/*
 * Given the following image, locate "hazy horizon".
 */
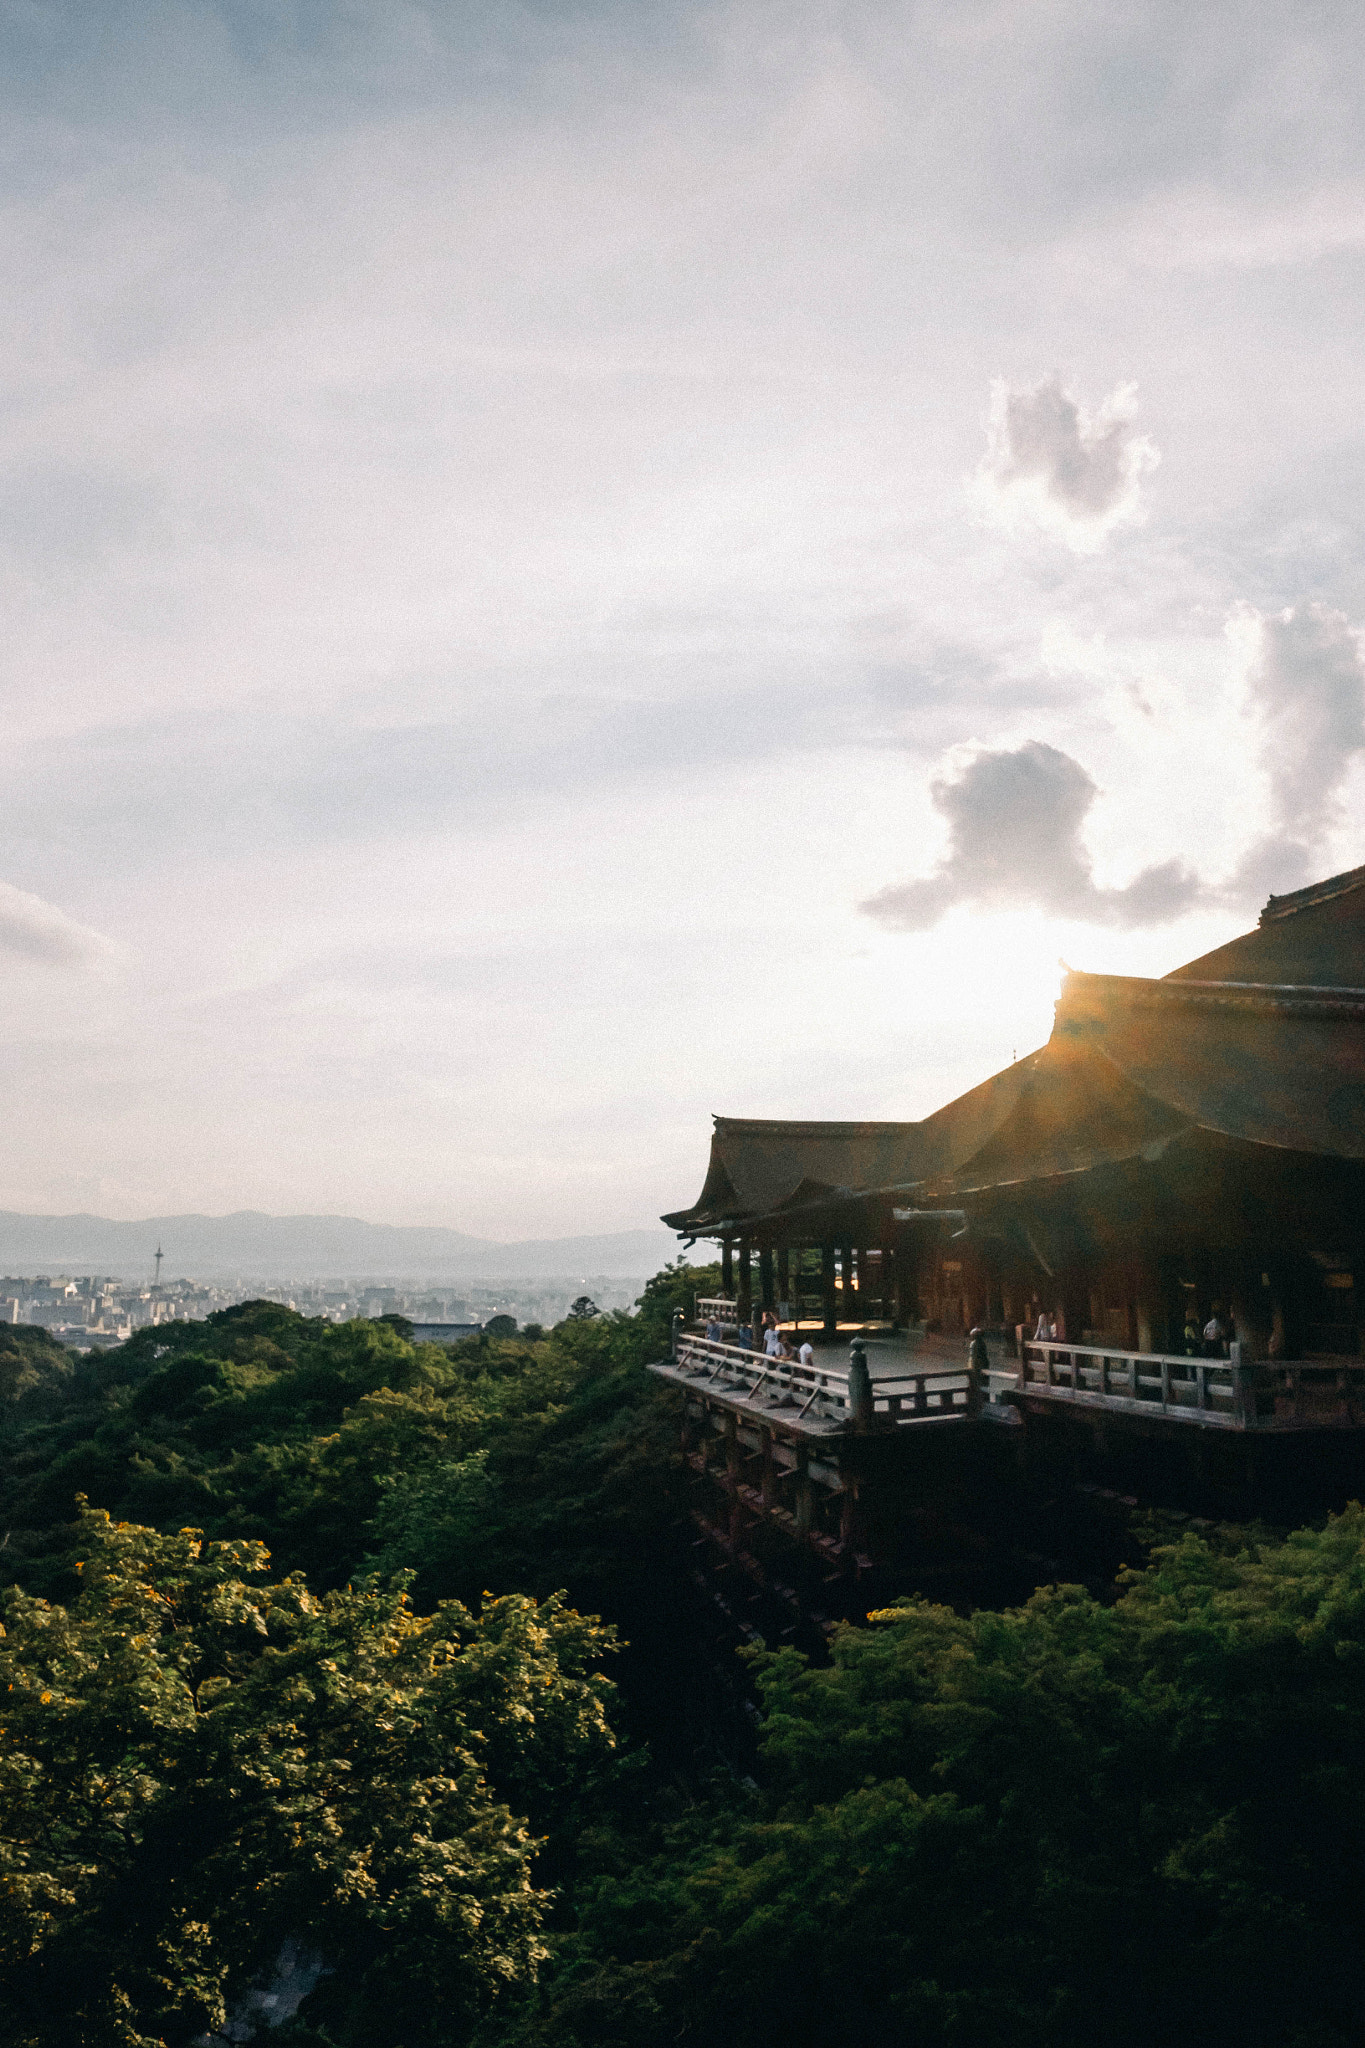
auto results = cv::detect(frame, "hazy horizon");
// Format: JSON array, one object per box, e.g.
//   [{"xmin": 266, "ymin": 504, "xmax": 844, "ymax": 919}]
[
  {"xmin": 3, "ymin": 2, "xmax": 1364, "ymax": 1234},
  {"xmin": 0, "ymin": 1207, "xmax": 681, "ymax": 1282}
]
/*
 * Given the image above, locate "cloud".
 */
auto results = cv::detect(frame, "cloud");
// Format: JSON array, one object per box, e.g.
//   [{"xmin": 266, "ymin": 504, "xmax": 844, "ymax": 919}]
[
  {"xmin": 0, "ymin": 882, "xmax": 114, "ymax": 967},
  {"xmin": 861, "ymin": 740, "xmax": 1202, "ymax": 932},
  {"xmin": 1218, "ymin": 602, "xmax": 1365, "ymax": 905},
  {"xmin": 1251, "ymin": 601, "xmax": 1365, "ymax": 828},
  {"xmin": 972, "ymin": 377, "xmax": 1159, "ymax": 552}
]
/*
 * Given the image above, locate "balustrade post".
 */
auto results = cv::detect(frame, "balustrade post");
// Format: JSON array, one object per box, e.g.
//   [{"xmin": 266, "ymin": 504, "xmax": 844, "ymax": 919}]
[
  {"xmin": 848, "ymin": 1339, "xmax": 874, "ymax": 1431},
  {"xmin": 967, "ymin": 1329, "xmax": 988, "ymax": 1415}
]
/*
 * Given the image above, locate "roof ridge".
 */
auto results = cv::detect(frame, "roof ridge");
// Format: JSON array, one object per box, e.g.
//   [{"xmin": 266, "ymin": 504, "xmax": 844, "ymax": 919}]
[
  {"xmin": 712, "ymin": 1115, "xmax": 922, "ymax": 1135},
  {"xmin": 1259, "ymin": 861, "xmax": 1365, "ymax": 924},
  {"xmin": 1061, "ymin": 971, "xmax": 1365, "ymax": 1016}
]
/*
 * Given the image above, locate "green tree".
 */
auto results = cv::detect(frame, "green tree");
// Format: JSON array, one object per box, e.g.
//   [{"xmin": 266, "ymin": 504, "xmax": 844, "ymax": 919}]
[
  {"xmin": 536, "ymin": 1512, "xmax": 1365, "ymax": 2048},
  {"xmin": 0, "ymin": 1325, "xmax": 74, "ymax": 1410},
  {"xmin": 0, "ymin": 1506, "xmax": 617, "ymax": 2048}
]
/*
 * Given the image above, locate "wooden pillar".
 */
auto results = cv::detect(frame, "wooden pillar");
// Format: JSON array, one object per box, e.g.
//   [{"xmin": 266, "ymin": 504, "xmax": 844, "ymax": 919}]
[
  {"xmin": 725, "ymin": 1412, "xmax": 741, "ymax": 1543},
  {"xmin": 881, "ymin": 1243, "xmax": 897, "ymax": 1326},
  {"xmin": 759, "ymin": 1245, "xmax": 775, "ymax": 1313},
  {"xmin": 736, "ymin": 1238, "xmax": 752, "ymax": 1319},
  {"xmin": 777, "ymin": 1246, "xmax": 790, "ymax": 1313},
  {"xmin": 854, "ymin": 1247, "xmax": 867, "ymax": 1314},
  {"xmin": 822, "ymin": 1243, "xmax": 838, "ymax": 1338},
  {"xmin": 840, "ymin": 1245, "xmax": 854, "ymax": 1322},
  {"xmin": 795, "ymin": 1444, "xmax": 812, "ymax": 1536},
  {"xmin": 839, "ymin": 1476, "xmax": 858, "ymax": 1551},
  {"xmin": 761, "ymin": 1427, "xmax": 775, "ymax": 1510},
  {"xmin": 893, "ymin": 1240, "xmax": 913, "ymax": 1328},
  {"xmin": 721, "ymin": 1238, "xmax": 733, "ymax": 1295}
]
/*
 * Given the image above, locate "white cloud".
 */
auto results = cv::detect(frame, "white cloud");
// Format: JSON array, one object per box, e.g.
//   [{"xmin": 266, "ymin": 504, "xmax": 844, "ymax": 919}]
[
  {"xmin": 861, "ymin": 741, "xmax": 1202, "ymax": 933},
  {"xmin": 0, "ymin": 881, "xmax": 114, "ymax": 967},
  {"xmin": 1215, "ymin": 601, "xmax": 1365, "ymax": 905},
  {"xmin": 1250, "ymin": 601, "xmax": 1365, "ymax": 831},
  {"xmin": 971, "ymin": 377, "xmax": 1160, "ymax": 554}
]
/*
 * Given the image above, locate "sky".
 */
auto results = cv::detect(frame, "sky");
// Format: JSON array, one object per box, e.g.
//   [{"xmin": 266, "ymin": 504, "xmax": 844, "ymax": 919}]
[{"xmin": 3, "ymin": 0, "xmax": 1365, "ymax": 1237}]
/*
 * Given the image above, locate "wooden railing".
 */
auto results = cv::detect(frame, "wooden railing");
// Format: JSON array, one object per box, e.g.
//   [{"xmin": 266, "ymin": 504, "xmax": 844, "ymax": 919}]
[
  {"xmin": 1258, "ymin": 1358, "xmax": 1365, "ymax": 1426},
  {"xmin": 1009, "ymin": 1339, "xmax": 1365, "ymax": 1429},
  {"xmin": 696, "ymin": 1296, "xmax": 739, "ymax": 1325},
  {"xmin": 672, "ymin": 1330, "xmax": 977, "ymax": 1424}
]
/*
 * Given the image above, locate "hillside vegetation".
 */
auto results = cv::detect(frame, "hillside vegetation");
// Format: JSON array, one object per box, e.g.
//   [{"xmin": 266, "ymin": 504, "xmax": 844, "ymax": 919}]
[{"xmin": 2, "ymin": 1270, "xmax": 1365, "ymax": 2048}]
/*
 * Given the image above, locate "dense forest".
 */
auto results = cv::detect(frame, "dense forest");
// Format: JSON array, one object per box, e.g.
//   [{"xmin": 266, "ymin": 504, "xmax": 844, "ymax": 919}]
[{"xmin": 3, "ymin": 1272, "xmax": 1365, "ymax": 2048}]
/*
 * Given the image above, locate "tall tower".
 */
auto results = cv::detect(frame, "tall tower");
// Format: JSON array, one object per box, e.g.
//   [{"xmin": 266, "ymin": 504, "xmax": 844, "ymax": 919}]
[{"xmin": 153, "ymin": 1245, "xmax": 164, "ymax": 1290}]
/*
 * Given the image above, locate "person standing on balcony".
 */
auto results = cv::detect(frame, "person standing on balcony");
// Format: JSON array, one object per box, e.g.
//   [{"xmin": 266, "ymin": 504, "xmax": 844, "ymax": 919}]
[
  {"xmin": 763, "ymin": 1322, "xmax": 783, "ymax": 1357},
  {"xmin": 1203, "ymin": 1305, "xmax": 1227, "ymax": 1358}
]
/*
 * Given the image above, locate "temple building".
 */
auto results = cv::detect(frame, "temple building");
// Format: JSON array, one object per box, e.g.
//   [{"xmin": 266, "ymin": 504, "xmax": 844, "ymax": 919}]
[{"xmin": 663, "ymin": 864, "xmax": 1365, "ymax": 1369}]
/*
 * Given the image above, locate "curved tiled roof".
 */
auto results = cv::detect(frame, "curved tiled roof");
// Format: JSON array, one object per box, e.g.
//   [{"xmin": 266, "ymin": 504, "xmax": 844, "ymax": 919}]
[{"xmin": 662, "ymin": 863, "xmax": 1365, "ymax": 1236}]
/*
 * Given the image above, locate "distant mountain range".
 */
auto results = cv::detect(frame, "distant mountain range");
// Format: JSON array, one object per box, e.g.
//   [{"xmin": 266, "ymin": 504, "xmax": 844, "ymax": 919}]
[{"xmin": 0, "ymin": 1211, "xmax": 682, "ymax": 1281}]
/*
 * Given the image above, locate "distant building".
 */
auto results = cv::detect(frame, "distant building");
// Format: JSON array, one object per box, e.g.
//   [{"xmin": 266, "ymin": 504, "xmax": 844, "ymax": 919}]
[{"xmin": 407, "ymin": 1320, "xmax": 483, "ymax": 1343}]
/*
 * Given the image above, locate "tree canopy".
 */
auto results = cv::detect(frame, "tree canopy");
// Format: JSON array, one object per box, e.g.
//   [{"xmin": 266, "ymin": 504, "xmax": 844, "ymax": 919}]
[
  {"xmin": 0, "ymin": 1507, "xmax": 615, "ymax": 2048},
  {"xmin": 2, "ymin": 1260, "xmax": 1363, "ymax": 2048}
]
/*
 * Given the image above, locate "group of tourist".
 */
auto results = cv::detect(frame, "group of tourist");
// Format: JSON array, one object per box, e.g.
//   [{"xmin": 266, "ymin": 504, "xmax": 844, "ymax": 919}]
[
  {"xmin": 1184, "ymin": 1302, "xmax": 1238, "ymax": 1358},
  {"xmin": 703, "ymin": 1307, "xmax": 815, "ymax": 1371},
  {"xmin": 1030, "ymin": 1301, "xmax": 1240, "ymax": 1358}
]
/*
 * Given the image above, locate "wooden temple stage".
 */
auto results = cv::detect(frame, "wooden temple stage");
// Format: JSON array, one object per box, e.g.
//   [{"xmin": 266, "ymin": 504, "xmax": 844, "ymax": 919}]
[{"xmin": 648, "ymin": 1320, "xmax": 1365, "ymax": 1596}]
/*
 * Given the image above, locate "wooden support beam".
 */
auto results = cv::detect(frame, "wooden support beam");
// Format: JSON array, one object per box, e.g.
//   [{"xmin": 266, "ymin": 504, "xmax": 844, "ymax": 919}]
[
  {"xmin": 721, "ymin": 1238, "xmax": 733, "ymax": 1295},
  {"xmin": 839, "ymin": 1478, "xmax": 858, "ymax": 1550},
  {"xmin": 795, "ymin": 1444, "xmax": 812, "ymax": 1537},
  {"xmin": 759, "ymin": 1245, "xmax": 775, "ymax": 1313},
  {"xmin": 736, "ymin": 1237, "xmax": 752, "ymax": 1320},
  {"xmin": 725, "ymin": 1412, "xmax": 741, "ymax": 1544}
]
